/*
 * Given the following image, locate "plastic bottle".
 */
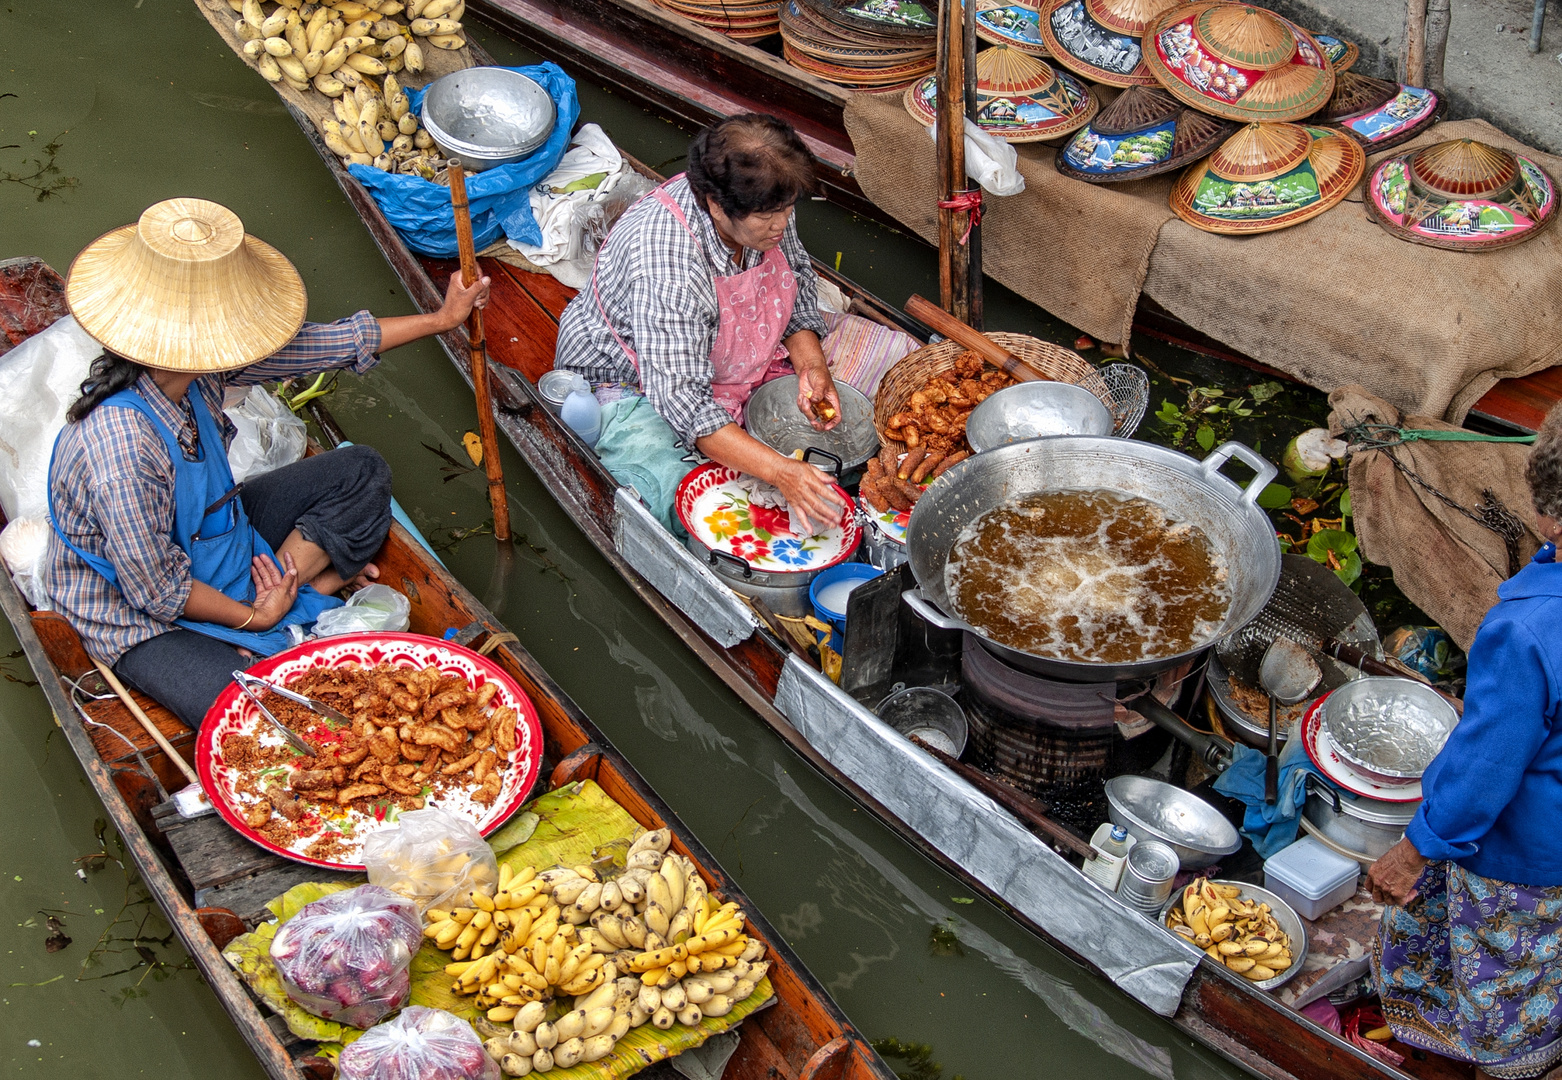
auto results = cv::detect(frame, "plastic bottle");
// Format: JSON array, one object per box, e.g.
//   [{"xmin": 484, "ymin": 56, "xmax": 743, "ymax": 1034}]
[
  {"xmin": 1084, "ymin": 824, "xmax": 1132, "ymax": 892},
  {"xmin": 560, "ymin": 389, "xmax": 602, "ymax": 448}
]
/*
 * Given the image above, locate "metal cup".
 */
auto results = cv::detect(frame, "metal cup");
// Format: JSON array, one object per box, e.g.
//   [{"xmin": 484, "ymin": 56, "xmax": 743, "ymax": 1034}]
[{"xmin": 1116, "ymin": 839, "xmax": 1180, "ymax": 914}]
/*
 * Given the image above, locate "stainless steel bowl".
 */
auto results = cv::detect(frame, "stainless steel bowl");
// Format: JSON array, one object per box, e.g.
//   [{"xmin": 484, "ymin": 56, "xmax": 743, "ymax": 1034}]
[
  {"xmin": 1322, "ymin": 676, "xmax": 1458, "ymax": 782},
  {"xmin": 745, "ymin": 375, "xmax": 879, "ymax": 473},
  {"xmin": 1105, "ymin": 775, "xmax": 1242, "ymax": 868},
  {"xmin": 966, "ymin": 381, "xmax": 1115, "ymax": 454},
  {"xmin": 420, "ymin": 67, "xmax": 556, "ymax": 171},
  {"xmin": 1160, "ymin": 881, "xmax": 1309, "ymax": 991}
]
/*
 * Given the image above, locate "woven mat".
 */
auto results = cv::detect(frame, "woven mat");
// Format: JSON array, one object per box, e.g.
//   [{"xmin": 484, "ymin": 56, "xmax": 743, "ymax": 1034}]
[
  {"xmin": 1327, "ymin": 385, "xmax": 1544, "ymax": 649},
  {"xmin": 845, "ymin": 91, "xmax": 1562, "ymax": 423},
  {"xmin": 843, "ymin": 89, "xmax": 1173, "ymax": 350}
]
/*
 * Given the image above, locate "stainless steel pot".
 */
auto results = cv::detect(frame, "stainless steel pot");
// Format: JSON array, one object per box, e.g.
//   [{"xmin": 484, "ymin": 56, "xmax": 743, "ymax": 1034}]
[
  {"xmin": 1303, "ymin": 776, "xmax": 1416, "ymax": 862},
  {"xmin": 686, "ymin": 542, "xmax": 819, "ymax": 617},
  {"xmin": 746, "ymin": 375, "xmax": 879, "ymax": 472},
  {"xmin": 420, "ymin": 67, "xmax": 557, "ymax": 171},
  {"xmin": 901, "ymin": 437, "xmax": 1282, "ymax": 681}
]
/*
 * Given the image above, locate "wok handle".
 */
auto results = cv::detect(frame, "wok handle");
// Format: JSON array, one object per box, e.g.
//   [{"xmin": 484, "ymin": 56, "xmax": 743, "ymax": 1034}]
[
  {"xmin": 708, "ymin": 549, "xmax": 754, "ymax": 579},
  {"xmin": 902, "ymin": 589, "xmax": 969, "ymax": 632},
  {"xmin": 1201, "ymin": 442, "xmax": 1279, "ymax": 505},
  {"xmin": 802, "ymin": 446, "xmax": 843, "ymax": 481}
]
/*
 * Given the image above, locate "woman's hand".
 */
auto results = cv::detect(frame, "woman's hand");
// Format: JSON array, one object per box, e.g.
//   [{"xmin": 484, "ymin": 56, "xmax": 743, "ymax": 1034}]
[
  {"xmin": 248, "ymin": 551, "xmax": 300, "ymax": 632},
  {"xmin": 438, "ymin": 270, "xmax": 491, "ymax": 331},
  {"xmin": 1368, "ymin": 837, "xmax": 1430, "ymax": 907},
  {"xmin": 771, "ymin": 457, "xmax": 846, "ymax": 536},
  {"xmin": 796, "ymin": 361, "xmax": 842, "ymax": 432}
]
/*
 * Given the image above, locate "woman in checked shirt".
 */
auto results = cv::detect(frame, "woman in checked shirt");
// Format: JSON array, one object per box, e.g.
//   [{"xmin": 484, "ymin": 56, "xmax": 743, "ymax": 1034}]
[{"xmin": 46, "ymin": 198, "xmax": 489, "ymax": 729}]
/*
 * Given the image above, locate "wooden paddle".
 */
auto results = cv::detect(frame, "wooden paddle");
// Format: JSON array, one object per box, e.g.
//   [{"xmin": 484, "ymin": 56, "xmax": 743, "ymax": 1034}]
[
  {"xmin": 904, "ymin": 294, "xmax": 1043, "ymax": 384},
  {"xmin": 93, "ymin": 660, "xmax": 199, "ymax": 786},
  {"xmin": 447, "ymin": 163, "xmax": 512, "ymax": 543}
]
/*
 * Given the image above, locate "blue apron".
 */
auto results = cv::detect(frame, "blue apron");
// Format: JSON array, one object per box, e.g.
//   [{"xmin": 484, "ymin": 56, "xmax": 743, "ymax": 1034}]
[{"xmin": 49, "ymin": 385, "xmax": 341, "ymax": 656}]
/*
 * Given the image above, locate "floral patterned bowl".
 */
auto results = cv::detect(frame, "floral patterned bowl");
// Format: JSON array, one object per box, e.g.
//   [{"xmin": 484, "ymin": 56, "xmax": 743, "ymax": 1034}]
[{"xmin": 676, "ymin": 463, "xmax": 861, "ymax": 583}]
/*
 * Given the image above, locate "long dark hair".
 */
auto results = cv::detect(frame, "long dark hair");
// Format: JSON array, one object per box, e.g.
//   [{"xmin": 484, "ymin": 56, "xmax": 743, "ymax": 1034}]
[
  {"xmin": 685, "ymin": 114, "xmax": 815, "ymax": 220},
  {"xmin": 67, "ymin": 351, "xmax": 144, "ymax": 423}
]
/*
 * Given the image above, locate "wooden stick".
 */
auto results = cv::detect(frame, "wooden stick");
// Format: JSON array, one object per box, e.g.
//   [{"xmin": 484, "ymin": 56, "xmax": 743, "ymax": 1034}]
[
  {"xmin": 908, "ymin": 734, "xmax": 1096, "ymax": 860},
  {"xmin": 962, "ymin": 0, "xmax": 983, "ymax": 331},
  {"xmin": 1424, "ymin": 0, "xmax": 1450, "ymax": 88},
  {"xmin": 1402, "ymin": 0, "xmax": 1428, "ymax": 88},
  {"xmin": 934, "ymin": 0, "xmax": 975, "ymax": 325},
  {"xmin": 447, "ymin": 163, "xmax": 512, "ymax": 543},
  {"xmin": 93, "ymin": 660, "xmax": 199, "ymax": 786},
  {"xmin": 904, "ymin": 294, "xmax": 1042, "ymax": 383}
]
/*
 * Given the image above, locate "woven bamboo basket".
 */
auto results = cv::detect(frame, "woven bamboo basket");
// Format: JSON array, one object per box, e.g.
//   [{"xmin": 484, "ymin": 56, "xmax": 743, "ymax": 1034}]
[{"xmin": 872, "ymin": 333, "xmax": 1125, "ymax": 456}]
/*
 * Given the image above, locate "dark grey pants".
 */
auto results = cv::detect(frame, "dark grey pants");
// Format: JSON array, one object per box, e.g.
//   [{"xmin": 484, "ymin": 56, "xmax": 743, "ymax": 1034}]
[{"xmin": 113, "ymin": 446, "xmax": 392, "ymax": 730}]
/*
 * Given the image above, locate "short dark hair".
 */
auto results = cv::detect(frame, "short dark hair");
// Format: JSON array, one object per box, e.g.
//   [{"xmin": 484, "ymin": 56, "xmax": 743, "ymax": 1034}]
[
  {"xmin": 1526, "ymin": 403, "xmax": 1562, "ymax": 520},
  {"xmin": 686, "ymin": 114, "xmax": 815, "ymax": 220}
]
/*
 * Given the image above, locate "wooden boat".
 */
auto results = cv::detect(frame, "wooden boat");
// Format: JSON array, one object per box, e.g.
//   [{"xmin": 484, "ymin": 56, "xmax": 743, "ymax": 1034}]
[
  {"xmin": 0, "ymin": 256, "xmax": 889, "ymax": 1080},
  {"xmin": 194, "ymin": 18, "xmax": 1491, "ymax": 1080},
  {"xmin": 455, "ymin": 0, "xmax": 1561, "ymax": 432}
]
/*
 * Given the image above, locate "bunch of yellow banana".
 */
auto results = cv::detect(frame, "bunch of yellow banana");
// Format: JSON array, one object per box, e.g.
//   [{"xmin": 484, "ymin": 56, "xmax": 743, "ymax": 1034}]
[
  {"xmin": 481, "ymin": 976, "xmax": 642, "ymax": 1076},
  {"xmin": 407, "ymin": 0, "xmax": 468, "ymax": 50},
  {"xmin": 314, "ymin": 74, "xmax": 442, "ymax": 173},
  {"xmin": 1166, "ymin": 878, "xmax": 1293, "ymax": 982}
]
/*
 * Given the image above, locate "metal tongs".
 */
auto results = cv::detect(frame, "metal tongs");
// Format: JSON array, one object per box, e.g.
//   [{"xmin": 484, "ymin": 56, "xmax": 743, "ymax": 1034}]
[{"xmin": 232, "ymin": 671, "xmax": 317, "ymax": 757}]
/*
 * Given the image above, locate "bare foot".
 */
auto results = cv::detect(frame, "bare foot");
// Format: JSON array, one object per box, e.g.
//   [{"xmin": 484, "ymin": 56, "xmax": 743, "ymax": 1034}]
[{"xmin": 306, "ymin": 562, "xmax": 379, "ymax": 597}]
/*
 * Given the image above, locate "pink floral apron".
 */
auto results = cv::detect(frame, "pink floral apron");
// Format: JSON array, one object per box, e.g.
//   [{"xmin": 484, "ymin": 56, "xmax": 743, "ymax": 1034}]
[{"xmin": 593, "ymin": 177, "xmax": 797, "ymax": 426}]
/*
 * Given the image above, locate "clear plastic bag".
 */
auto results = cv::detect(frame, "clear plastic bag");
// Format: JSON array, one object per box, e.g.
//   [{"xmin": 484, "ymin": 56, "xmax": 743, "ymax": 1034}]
[
  {"xmin": 0, "ymin": 517, "xmax": 52, "ymax": 609},
  {"xmin": 0, "ymin": 314, "xmax": 100, "ymax": 523},
  {"xmin": 224, "ymin": 385, "xmax": 307, "ymax": 482},
  {"xmin": 580, "ymin": 170, "xmax": 657, "ymax": 260},
  {"xmin": 312, "ymin": 584, "xmax": 412, "ymax": 636},
  {"xmin": 268, "ymin": 884, "xmax": 423, "ymax": 1028},
  {"xmin": 362, "ymin": 807, "xmax": 499, "ymax": 914},
  {"xmin": 336, "ymin": 1006, "xmax": 500, "ymax": 1080}
]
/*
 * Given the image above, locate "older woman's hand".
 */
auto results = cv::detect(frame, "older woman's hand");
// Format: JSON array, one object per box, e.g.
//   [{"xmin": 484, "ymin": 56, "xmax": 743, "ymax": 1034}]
[
  {"xmin": 1368, "ymin": 837, "xmax": 1430, "ymax": 907},
  {"xmin": 772, "ymin": 457, "xmax": 846, "ymax": 536},
  {"xmin": 796, "ymin": 363, "xmax": 842, "ymax": 432}
]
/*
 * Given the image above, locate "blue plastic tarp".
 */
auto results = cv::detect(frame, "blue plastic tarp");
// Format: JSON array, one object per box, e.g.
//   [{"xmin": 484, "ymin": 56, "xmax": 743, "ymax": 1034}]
[{"xmin": 347, "ymin": 63, "xmax": 580, "ymax": 258}]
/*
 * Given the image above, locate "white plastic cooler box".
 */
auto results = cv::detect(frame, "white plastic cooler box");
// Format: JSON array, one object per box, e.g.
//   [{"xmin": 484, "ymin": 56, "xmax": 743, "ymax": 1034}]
[{"xmin": 1263, "ymin": 836, "xmax": 1361, "ymax": 920}]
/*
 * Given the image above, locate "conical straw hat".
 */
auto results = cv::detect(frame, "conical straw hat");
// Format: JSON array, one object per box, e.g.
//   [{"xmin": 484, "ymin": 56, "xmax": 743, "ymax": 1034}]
[
  {"xmin": 1169, "ymin": 123, "xmax": 1363, "ymax": 234},
  {"xmin": 1144, "ymin": 2, "xmax": 1334, "ymax": 122},
  {"xmin": 1364, "ymin": 138, "xmax": 1559, "ymax": 251},
  {"xmin": 1037, "ymin": 0, "xmax": 1178, "ymax": 87},
  {"xmin": 1056, "ymin": 84, "xmax": 1235, "ymax": 182},
  {"xmin": 66, "ymin": 198, "xmax": 307, "ymax": 373},
  {"xmin": 904, "ymin": 44, "xmax": 1098, "ymax": 141}
]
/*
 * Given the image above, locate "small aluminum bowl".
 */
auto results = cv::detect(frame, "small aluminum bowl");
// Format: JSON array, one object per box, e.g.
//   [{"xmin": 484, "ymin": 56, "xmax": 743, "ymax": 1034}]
[
  {"xmin": 875, "ymin": 686, "xmax": 968, "ymax": 758},
  {"xmin": 420, "ymin": 67, "xmax": 557, "ymax": 172},
  {"xmin": 746, "ymin": 375, "xmax": 879, "ymax": 473},
  {"xmin": 1322, "ymin": 676, "xmax": 1458, "ymax": 783},
  {"xmin": 966, "ymin": 381, "xmax": 1115, "ymax": 454},
  {"xmin": 1105, "ymin": 775, "xmax": 1242, "ymax": 869},
  {"xmin": 1160, "ymin": 881, "xmax": 1309, "ymax": 991}
]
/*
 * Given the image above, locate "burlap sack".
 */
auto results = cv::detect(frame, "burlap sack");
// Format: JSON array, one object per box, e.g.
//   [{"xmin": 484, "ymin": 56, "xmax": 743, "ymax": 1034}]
[
  {"xmin": 843, "ymin": 89, "xmax": 1175, "ymax": 350},
  {"xmin": 1327, "ymin": 385, "xmax": 1544, "ymax": 650},
  {"xmin": 1148, "ymin": 121, "xmax": 1562, "ymax": 424}
]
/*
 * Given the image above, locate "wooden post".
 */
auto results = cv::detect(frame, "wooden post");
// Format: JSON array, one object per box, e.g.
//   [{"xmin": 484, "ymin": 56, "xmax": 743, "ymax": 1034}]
[
  {"xmin": 963, "ymin": 0, "xmax": 983, "ymax": 330},
  {"xmin": 447, "ymin": 163, "xmax": 512, "ymax": 543},
  {"xmin": 1425, "ymin": 0, "xmax": 1450, "ymax": 90},
  {"xmin": 1402, "ymin": 0, "xmax": 1428, "ymax": 88},
  {"xmin": 935, "ymin": 0, "xmax": 975, "ymax": 325}
]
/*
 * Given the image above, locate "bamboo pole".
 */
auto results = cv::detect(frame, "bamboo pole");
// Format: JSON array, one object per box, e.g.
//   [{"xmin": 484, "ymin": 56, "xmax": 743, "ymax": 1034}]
[
  {"xmin": 962, "ymin": 0, "xmax": 983, "ymax": 330},
  {"xmin": 1425, "ymin": 0, "xmax": 1450, "ymax": 89},
  {"xmin": 93, "ymin": 660, "xmax": 199, "ymax": 786},
  {"xmin": 1402, "ymin": 0, "xmax": 1428, "ymax": 88},
  {"xmin": 934, "ymin": 0, "xmax": 976, "ymax": 325},
  {"xmin": 447, "ymin": 163, "xmax": 512, "ymax": 543}
]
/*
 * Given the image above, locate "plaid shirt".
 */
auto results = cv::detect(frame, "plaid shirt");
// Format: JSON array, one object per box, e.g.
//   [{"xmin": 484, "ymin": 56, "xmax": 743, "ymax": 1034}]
[
  {"xmin": 555, "ymin": 175, "xmax": 828, "ymax": 447},
  {"xmin": 45, "ymin": 312, "xmax": 382, "ymax": 665}
]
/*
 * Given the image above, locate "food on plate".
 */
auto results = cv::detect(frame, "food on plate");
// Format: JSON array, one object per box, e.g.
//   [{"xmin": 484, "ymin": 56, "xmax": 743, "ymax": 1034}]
[
  {"xmin": 269, "ymin": 884, "xmax": 423, "ymax": 1027},
  {"xmin": 1165, "ymin": 878, "xmax": 1294, "ymax": 981},
  {"xmin": 220, "ymin": 660, "xmax": 519, "ymax": 864},
  {"xmin": 336, "ymin": 1005, "xmax": 500, "ymax": 1080}
]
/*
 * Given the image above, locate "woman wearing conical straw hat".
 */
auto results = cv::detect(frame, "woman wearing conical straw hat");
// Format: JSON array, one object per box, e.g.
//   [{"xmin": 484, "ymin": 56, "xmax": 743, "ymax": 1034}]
[{"xmin": 45, "ymin": 197, "xmax": 489, "ymax": 729}]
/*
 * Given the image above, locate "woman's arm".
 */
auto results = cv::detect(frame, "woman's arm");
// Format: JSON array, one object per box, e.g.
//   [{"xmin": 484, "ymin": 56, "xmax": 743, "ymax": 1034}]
[
  {"xmin": 377, "ymin": 272, "xmax": 490, "ymax": 351},
  {"xmin": 696, "ymin": 424, "xmax": 845, "ymax": 535}
]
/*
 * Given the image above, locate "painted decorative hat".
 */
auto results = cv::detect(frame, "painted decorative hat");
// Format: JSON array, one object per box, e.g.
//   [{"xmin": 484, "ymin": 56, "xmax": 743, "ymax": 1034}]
[
  {"xmin": 974, "ymin": 0, "xmax": 1051, "ymax": 56},
  {"xmin": 1144, "ymin": 3, "xmax": 1335, "ymax": 123},
  {"xmin": 1315, "ymin": 72, "xmax": 1445, "ymax": 152},
  {"xmin": 1036, "ymin": 0, "xmax": 1179, "ymax": 87},
  {"xmin": 797, "ymin": 0, "xmax": 937, "ymax": 39},
  {"xmin": 904, "ymin": 44, "xmax": 1099, "ymax": 142},
  {"xmin": 1365, "ymin": 138, "xmax": 1558, "ymax": 251},
  {"xmin": 1057, "ymin": 84, "xmax": 1236, "ymax": 181},
  {"xmin": 1169, "ymin": 121, "xmax": 1364, "ymax": 234},
  {"xmin": 1311, "ymin": 32, "xmax": 1358, "ymax": 72}
]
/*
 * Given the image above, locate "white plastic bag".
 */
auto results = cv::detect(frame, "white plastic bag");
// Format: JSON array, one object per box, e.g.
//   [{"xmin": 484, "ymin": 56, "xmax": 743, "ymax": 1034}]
[
  {"xmin": 0, "ymin": 517, "xmax": 52, "ymax": 608},
  {"xmin": 224, "ymin": 385, "xmax": 307, "ymax": 482},
  {"xmin": 0, "ymin": 315, "xmax": 101, "ymax": 523},
  {"xmin": 312, "ymin": 584, "xmax": 411, "ymax": 636},
  {"xmin": 362, "ymin": 806, "xmax": 499, "ymax": 914},
  {"xmin": 926, "ymin": 117, "xmax": 1026, "ymax": 196},
  {"xmin": 336, "ymin": 1006, "xmax": 499, "ymax": 1080},
  {"xmin": 509, "ymin": 123, "xmax": 630, "ymax": 288},
  {"xmin": 268, "ymin": 884, "xmax": 423, "ymax": 1028}
]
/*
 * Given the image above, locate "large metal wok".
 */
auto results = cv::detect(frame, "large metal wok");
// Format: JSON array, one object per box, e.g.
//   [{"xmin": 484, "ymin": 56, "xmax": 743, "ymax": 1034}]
[{"xmin": 902, "ymin": 437, "xmax": 1282, "ymax": 682}]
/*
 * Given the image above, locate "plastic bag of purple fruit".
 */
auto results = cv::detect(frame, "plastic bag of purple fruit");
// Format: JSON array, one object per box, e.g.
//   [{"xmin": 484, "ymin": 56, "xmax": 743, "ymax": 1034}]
[
  {"xmin": 268, "ymin": 884, "xmax": 423, "ymax": 1028},
  {"xmin": 337, "ymin": 1006, "xmax": 500, "ymax": 1080}
]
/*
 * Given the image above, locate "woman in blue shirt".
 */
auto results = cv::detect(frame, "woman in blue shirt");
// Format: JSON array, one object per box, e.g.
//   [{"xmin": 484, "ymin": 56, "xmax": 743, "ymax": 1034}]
[{"xmin": 1370, "ymin": 405, "xmax": 1562, "ymax": 1079}]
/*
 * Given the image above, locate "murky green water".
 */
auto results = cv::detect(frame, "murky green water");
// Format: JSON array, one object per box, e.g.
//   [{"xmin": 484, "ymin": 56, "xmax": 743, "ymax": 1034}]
[{"xmin": 0, "ymin": 3, "xmax": 1350, "ymax": 1078}]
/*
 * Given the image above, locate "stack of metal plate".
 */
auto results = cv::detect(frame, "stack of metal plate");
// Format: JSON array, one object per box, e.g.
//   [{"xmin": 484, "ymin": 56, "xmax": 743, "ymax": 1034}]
[{"xmin": 780, "ymin": 0, "xmax": 937, "ymax": 89}]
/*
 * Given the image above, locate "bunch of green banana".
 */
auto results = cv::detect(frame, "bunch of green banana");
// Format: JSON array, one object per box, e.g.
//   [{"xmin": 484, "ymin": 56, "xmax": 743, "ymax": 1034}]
[{"xmin": 1165, "ymin": 878, "xmax": 1293, "ymax": 981}]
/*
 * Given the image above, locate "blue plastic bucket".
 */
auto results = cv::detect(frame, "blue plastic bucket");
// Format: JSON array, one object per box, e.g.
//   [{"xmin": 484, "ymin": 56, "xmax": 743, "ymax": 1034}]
[{"xmin": 808, "ymin": 563, "xmax": 883, "ymax": 652}]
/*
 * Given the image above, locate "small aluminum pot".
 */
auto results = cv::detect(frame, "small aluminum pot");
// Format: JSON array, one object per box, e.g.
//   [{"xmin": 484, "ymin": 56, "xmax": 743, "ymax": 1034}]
[{"xmin": 1303, "ymin": 776, "xmax": 1416, "ymax": 862}]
